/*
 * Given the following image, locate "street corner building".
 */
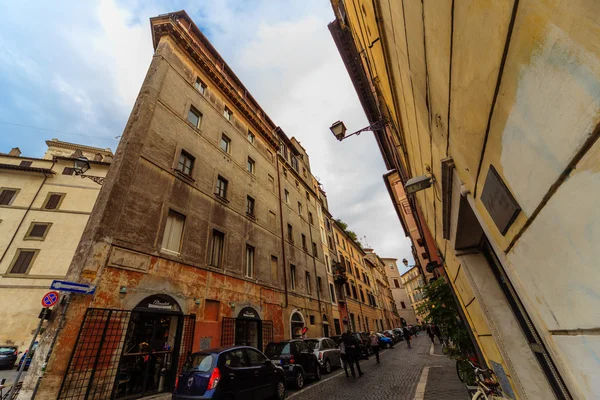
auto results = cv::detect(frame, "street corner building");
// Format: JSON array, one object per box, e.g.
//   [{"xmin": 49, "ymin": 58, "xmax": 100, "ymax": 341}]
[
  {"xmin": 328, "ymin": 0, "xmax": 600, "ymax": 399},
  {"xmin": 18, "ymin": 10, "xmax": 399, "ymax": 400},
  {"xmin": 0, "ymin": 140, "xmax": 113, "ymax": 350}
]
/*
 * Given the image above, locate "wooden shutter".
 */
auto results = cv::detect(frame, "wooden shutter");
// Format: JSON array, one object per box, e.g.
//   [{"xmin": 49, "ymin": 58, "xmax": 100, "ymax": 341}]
[
  {"xmin": 44, "ymin": 194, "xmax": 62, "ymax": 210},
  {"xmin": 0, "ymin": 189, "xmax": 16, "ymax": 205},
  {"xmin": 11, "ymin": 251, "xmax": 35, "ymax": 274},
  {"xmin": 162, "ymin": 210, "xmax": 185, "ymax": 253}
]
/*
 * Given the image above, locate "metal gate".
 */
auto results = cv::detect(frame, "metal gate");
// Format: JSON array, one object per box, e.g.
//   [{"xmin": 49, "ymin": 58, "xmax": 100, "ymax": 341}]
[
  {"xmin": 58, "ymin": 309, "xmax": 195, "ymax": 400},
  {"xmin": 221, "ymin": 318, "xmax": 273, "ymax": 352},
  {"xmin": 261, "ymin": 320, "xmax": 273, "ymax": 350},
  {"xmin": 221, "ymin": 317, "xmax": 235, "ymax": 347},
  {"xmin": 58, "ymin": 309, "xmax": 132, "ymax": 400}
]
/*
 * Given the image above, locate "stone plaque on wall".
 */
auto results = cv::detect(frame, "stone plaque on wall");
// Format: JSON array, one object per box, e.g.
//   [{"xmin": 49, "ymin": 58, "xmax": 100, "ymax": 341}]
[
  {"xmin": 108, "ymin": 247, "xmax": 151, "ymax": 273},
  {"xmin": 480, "ymin": 165, "xmax": 521, "ymax": 235}
]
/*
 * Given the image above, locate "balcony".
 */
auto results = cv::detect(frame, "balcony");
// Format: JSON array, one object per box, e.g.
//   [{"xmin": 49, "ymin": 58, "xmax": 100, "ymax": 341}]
[{"xmin": 333, "ymin": 263, "xmax": 348, "ymax": 284}]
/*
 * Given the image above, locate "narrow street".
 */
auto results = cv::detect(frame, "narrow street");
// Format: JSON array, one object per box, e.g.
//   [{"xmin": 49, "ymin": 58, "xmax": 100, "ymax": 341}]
[{"xmin": 288, "ymin": 336, "xmax": 468, "ymax": 400}]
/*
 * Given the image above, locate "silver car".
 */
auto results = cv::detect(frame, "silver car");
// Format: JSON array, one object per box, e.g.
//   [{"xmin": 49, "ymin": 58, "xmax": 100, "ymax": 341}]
[{"xmin": 305, "ymin": 337, "xmax": 341, "ymax": 374}]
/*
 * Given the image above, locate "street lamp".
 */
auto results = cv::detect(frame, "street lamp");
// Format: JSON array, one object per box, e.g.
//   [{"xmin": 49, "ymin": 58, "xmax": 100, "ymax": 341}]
[
  {"xmin": 402, "ymin": 258, "xmax": 408, "ymax": 267},
  {"xmin": 329, "ymin": 119, "xmax": 386, "ymax": 141},
  {"xmin": 73, "ymin": 157, "xmax": 105, "ymax": 185}
]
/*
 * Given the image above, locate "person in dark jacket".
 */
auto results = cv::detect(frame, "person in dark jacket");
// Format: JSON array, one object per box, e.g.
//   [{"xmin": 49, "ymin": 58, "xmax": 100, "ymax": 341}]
[
  {"xmin": 432, "ymin": 324, "xmax": 443, "ymax": 344},
  {"xmin": 402, "ymin": 327, "xmax": 412, "ymax": 348},
  {"xmin": 342, "ymin": 330, "xmax": 364, "ymax": 378},
  {"xmin": 426, "ymin": 324, "xmax": 435, "ymax": 344}
]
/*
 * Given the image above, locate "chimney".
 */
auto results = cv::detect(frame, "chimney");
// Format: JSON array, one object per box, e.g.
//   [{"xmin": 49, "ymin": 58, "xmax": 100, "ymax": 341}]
[{"xmin": 8, "ymin": 147, "xmax": 21, "ymax": 156}]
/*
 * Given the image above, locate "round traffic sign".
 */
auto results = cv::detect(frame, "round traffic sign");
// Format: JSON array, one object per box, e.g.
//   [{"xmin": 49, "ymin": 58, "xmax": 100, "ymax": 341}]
[
  {"xmin": 42, "ymin": 291, "xmax": 59, "ymax": 308},
  {"xmin": 301, "ymin": 326, "xmax": 308, "ymax": 335}
]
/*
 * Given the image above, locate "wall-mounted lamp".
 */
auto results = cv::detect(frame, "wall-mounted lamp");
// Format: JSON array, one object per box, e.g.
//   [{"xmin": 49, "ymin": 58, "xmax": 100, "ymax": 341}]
[
  {"xmin": 329, "ymin": 119, "xmax": 386, "ymax": 141},
  {"xmin": 119, "ymin": 286, "xmax": 127, "ymax": 294},
  {"xmin": 73, "ymin": 156, "xmax": 105, "ymax": 185},
  {"xmin": 404, "ymin": 175, "xmax": 433, "ymax": 194},
  {"xmin": 194, "ymin": 298, "xmax": 201, "ymax": 305},
  {"xmin": 402, "ymin": 258, "xmax": 409, "ymax": 267}
]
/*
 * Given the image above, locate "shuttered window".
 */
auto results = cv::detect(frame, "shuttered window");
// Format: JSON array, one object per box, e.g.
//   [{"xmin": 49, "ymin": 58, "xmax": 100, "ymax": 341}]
[
  {"xmin": 210, "ymin": 230, "xmax": 225, "ymax": 267},
  {"xmin": 0, "ymin": 189, "xmax": 17, "ymax": 206},
  {"xmin": 245, "ymin": 245, "xmax": 255, "ymax": 278},
  {"xmin": 161, "ymin": 210, "xmax": 185, "ymax": 254},
  {"xmin": 26, "ymin": 223, "xmax": 51, "ymax": 240},
  {"xmin": 9, "ymin": 250, "xmax": 37, "ymax": 274},
  {"xmin": 43, "ymin": 193, "xmax": 64, "ymax": 210}
]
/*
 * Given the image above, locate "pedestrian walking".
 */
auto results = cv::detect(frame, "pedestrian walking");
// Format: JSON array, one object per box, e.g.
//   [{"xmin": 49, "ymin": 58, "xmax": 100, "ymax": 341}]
[
  {"xmin": 369, "ymin": 331, "xmax": 380, "ymax": 363},
  {"xmin": 343, "ymin": 330, "xmax": 364, "ymax": 378},
  {"xmin": 426, "ymin": 324, "xmax": 435, "ymax": 344},
  {"xmin": 402, "ymin": 326, "xmax": 412, "ymax": 349},
  {"xmin": 339, "ymin": 337, "xmax": 351, "ymax": 378},
  {"xmin": 433, "ymin": 324, "xmax": 443, "ymax": 344}
]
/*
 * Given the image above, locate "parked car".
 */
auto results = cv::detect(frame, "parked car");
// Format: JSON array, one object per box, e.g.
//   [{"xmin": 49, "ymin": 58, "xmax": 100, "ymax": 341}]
[
  {"xmin": 304, "ymin": 338, "xmax": 341, "ymax": 374},
  {"xmin": 0, "ymin": 346, "xmax": 18, "ymax": 370},
  {"xmin": 385, "ymin": 329, "xmax": 402, "ymax": 343},
  {"xmin": 329, "ymin": 335, "xmax": 343, "ymax": 346},
  {"xmin": 17, "ymin": 341, "xmax": 38, "ymax": 371},
  {"xmin": 381, "ymin": 330, "xmax": 399, "ymax": 344},
  {"xmin": 172, "ymin": 345, "xmax": 286, "ymax": 400},
  {"xmin": 392, "ymin": 328, "xmax": 405, "ymax": 341},
  {"xmin": 265, "ymin": 340, "xmax": 321, "ymax": 389},
  {"xmin": 375, "ymin": 333, "xmax": 393, "ymax": 349},
  {"xmin": 353, "ymin": 333, "xmax": 372, "ymax": 358}
]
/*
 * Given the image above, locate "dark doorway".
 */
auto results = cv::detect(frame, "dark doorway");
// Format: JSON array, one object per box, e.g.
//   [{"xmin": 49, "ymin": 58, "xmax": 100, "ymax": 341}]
[
  {"xmin": 322, "ymin": 315, "xmax": 330, "ymax": 337},
  {"xmin": 291, "ymin": 312, "xmax": 304, "ymax": 339},
  {"xmin": 234, "ymin": 307, "xmax": 262, "ymax": 350}
]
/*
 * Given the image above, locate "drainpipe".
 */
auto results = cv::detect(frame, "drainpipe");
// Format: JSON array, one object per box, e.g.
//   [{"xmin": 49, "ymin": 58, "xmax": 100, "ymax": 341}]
[
  {"xmin": 275, "ymin": 154, "xmax": 289, "ymax": 308},
  {"xmin": 0, "ymin": 163, "xmax": 54, "ymax": 265}
]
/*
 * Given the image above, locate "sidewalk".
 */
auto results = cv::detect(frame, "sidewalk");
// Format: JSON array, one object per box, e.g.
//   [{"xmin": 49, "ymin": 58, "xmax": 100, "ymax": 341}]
[{"xmin": 417, "ymin": 342, "xmax": 470, "ymax": 400}]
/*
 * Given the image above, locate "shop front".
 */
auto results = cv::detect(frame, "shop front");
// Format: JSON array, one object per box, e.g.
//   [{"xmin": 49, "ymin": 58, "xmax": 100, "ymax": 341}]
[
  {"xmin": 221, "ymin": 306, "xmax": 273, "ymax": 352},
  {"xmin": 57, "ymin": 294, "xmax": 195, "ymax": 400}
]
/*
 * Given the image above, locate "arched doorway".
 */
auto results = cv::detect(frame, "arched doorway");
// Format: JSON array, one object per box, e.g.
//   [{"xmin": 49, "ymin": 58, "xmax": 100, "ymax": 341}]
[
  {"xmin": 290, "ymin": 311, "xmax": 305, "ymax": 339},
  {"xmin": 118, "ymin": 294, "xmax": 185, "ymax": 398},
  {"xmin": 235, "ymin": 307, "xmax": 262, "ymax": 350},
  {"xmin": 322, "ymin": 315, "xmax": 330, "ymax": 337}
]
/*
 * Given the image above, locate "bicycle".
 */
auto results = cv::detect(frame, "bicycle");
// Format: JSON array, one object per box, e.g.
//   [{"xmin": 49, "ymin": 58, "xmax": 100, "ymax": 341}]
[
  {"xmin": 0, "ymin": 380, "xmax": 22, "ymax": 400},
  {"xmin": 464, "ymin": 360, "xmax": 506, "ymax": 400}
]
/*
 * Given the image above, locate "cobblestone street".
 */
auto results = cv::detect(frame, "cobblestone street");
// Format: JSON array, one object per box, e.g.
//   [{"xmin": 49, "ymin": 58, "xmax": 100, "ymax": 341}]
[{"xmin": 288, "ymin": 336, "xmax": 469, "ymax": 400}]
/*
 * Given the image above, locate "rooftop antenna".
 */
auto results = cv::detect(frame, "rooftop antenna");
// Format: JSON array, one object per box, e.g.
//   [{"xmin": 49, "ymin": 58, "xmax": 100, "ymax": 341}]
[{"xmin": 363, "ymin": 235, "xmax": 370, "ymax": 248}]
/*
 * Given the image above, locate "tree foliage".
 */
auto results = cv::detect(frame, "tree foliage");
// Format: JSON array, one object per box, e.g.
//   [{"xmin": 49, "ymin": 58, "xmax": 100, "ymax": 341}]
[
  {"xmin": 416, "ymin": 278, "xmax": 473, "ymax": 354},
  {"xmin": 334, "ymin": 218, "xmax": 362, "ymax": 248}
]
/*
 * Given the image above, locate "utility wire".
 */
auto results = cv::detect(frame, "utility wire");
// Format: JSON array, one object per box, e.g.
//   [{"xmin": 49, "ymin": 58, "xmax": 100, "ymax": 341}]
[{"xmin": 0, "ymin": 120, "xmax": 119, "ymax": 141}]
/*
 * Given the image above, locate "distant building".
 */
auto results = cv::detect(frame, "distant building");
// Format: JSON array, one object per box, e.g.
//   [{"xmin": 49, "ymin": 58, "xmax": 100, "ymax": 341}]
[
  {"xmin": 400, "ymin": 266, "xmax": 426, "ymax": 323},
  {"xmin": 381, "ymin": 258, "xmax": 417, "ymax": 326},
  {"xmin": 0, "ymin": 139, "xmax": 112, "ymax": 348}
]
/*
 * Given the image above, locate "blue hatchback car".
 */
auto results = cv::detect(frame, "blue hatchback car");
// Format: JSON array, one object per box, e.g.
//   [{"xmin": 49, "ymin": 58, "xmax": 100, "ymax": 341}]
[
  {"xmin": 376, "ymin": 333, "xmax": 393, "ymax": 349},
  {"xmin": 172, "ymin": 346, "xmax": 286, "ymax": 400}
]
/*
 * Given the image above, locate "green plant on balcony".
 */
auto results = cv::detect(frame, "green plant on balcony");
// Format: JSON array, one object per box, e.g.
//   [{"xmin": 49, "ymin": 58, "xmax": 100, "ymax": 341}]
[{"xmin": 333, "ymin": 263, "xmax": 348, "ymax": 284}]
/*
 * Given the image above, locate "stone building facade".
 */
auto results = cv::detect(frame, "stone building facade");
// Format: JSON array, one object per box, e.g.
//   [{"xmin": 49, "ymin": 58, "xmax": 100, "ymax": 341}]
[
  {"xmin": 0, "ymin": 139, "xmax": 112, "ymax": 349},
  {"xmin": 20, "ymin": 11, "xmax": 397, "ymax": 400},
  {"xmin": 381, "ymin": 258, "xmax": 417, "ymax": 326},
  {"xmin": 329, "ymin": 0, "xmax": 600, "ymax": 398}
]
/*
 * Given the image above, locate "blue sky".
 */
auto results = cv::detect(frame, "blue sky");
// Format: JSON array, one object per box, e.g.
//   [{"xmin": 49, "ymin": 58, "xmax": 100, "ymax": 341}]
[{"xmin": 0, "ymin": 0, "xmax": 414, "ymax": 270}]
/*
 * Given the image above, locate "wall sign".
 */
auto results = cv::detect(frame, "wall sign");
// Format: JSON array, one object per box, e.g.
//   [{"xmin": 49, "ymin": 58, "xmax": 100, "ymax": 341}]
[
  {"xmin": 134, "ymin": 294, "xmax": 181, "ymax": 312},
  {"xmin": 238, "ymin": 307, "xmax": 259, "ymax": 319},
  {"xmin": 480, "ymin": 165, "xmax": 521, "ymax": 235}
]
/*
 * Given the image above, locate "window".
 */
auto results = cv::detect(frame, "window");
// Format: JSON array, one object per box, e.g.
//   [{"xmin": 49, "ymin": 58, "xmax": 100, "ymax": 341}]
[
  {"xmin": 306, "ymin": 191, "xmax": 310, "ymax": 200},
  {"xmin": 312, "ymin": 242, "xmax": 318, "ymax": 257},
  {"xmin": 161, "ymin": 210, "xmax": 185, "ymax": 254},
  {"xmin": 302, "ymin": 167, "xmax": 307, "ymax": 178},
  {"xmin": 271, "ymin": 256, "xmax": 278, "ymax": 282},
  {"xmin": 223, "ymin": 106, "xmax": 233, "ymax": 121},
  {"xmin": 306, "ymin": 272, "xmax": 311, "ymax": 294},
  {"xmin": 188, "ymin": 106, "xmax": 202, "ymax": 128},
  {"xmin": 268, "ymin": 174, "xmax": 275, "ymax": 191},
  {"xmin": 390, "ymin": 264, "xmax": 394, "ymax": 270},
  {"xmin": 194, "ymin": 77, "xmax": 206, "ymax": 94},
  {"xmin": 360, "ymin": 289, "xmax": 365, "ymax": 303},
  {"xmin": 215, "ymin": 176, "xmax": 228, "ymax": 199},
  {"xmin": 245, "ymin": 245, "xmax": 255, "ymax": 278},
  {"xmin": 309, "ymin": 315, "xmax": 315, "ymax": 325},
  {"xmin": 0, "ymin": 188, "xmax": 18, "ymax": 206},
  {"xmin": 328, "ymin": 236, "xmax": 334, "ymax": 249},
  {"xmin": 284, "ymin": 190, "xmax": 289, "ymax": 204},
  {"xmin": 329, "ymin": 283, "xmax": 336, "ymax": 303},
  {"xmin": 246, "ymin": 196, "xmax": 255, "ymax": 216},
  {"xmin": 19, "ymin": 160, "xmax": 32, "ymax": 167},
  {"xmin": 210, "ymin": 230, "xmax": 225, "ymax": 267},
  {"xmin": 269, "ymin": 211, "xmax": 276, "ymax": 229},
  {"xmin": 351, "ymin": 284, "xmax": 357, "ymax": 299},
  {"xmin": 401, "ymin": 301, "xmax": 406, "ymax": 309},
  {"xmin": 62, "ymin": 167, "xmax": 75, "ymax": 175},
  {"xmin": 247, "ymin": 157, "xmax": 255, "ymax": 174},
  {"xmin": 326, "ymin": 219, "xmax": 331, "ymax": 231},
  {"xmin": 290, "ymin": 264, "xmax": 296, "ymax": 290},
  {"xmin": 25, "ymin": 222, "xmax": 51, "ymax": 240},
  {"xmin": 220, "ymin": 135, "xmax": 230, "ymax": 153},
  {"xmin": 317, "ymin": 276, "xmax": 324, "ymax": 295},
  {"xmin": 345, "ymin": 283, "xmax": 351, "ymax": 296},
  {"xmin": 308, "ymin": 212, "xmax": 313, "ymax": 225},
  {"xmin": 287, "ymin": 224, "xmax": 293, "ymax": 243},
  {"xmin": 43, "ymin": 193, "xmax": 64, "ymax": 210},
  {"xmin": 267, "ymin": 150, "xmax": 274, "ymax": 162},
  {"xmin": 393, "ymin": 278, "xmax": 400, "ymax": 288},
  {"xmin": 320, "ymin": 227, "xmax": 326, "ymax": 242},
  {"xmin": 301, "ymin": 234, "xmax": 307, "ymax": 251},
  {"xmin": 245, "ymin": 348, "xmax": 267, "ymax": 366},
  {"xmin": 223, "ymin": 349, "xmax": 247, "ymax": 368},
  {"xmin": 177, "ymin": 150, "xmax": 195, "ymax": 176},
  {"xmin": 297, "ymin": 202, "xmax": 303, "ymax": 215},
  {"xmin": 247, "ymin": 130, "xmax": 255, "ymax": 144},
  {"xmin": 291, "ymin": 156, "xmax": 299, "ymax": 172},
  {"xmin": 8, "ymin": 249, "xmax": 38, "ymax": 274}
]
